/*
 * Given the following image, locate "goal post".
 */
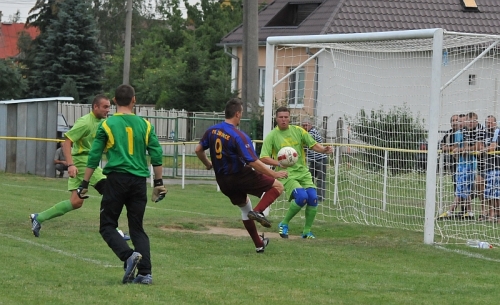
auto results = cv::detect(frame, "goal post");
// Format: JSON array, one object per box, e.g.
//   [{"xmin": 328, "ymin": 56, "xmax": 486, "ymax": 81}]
[{"xmin": 263, "ymin": 29, "xmax": 500, "ymax": 245}]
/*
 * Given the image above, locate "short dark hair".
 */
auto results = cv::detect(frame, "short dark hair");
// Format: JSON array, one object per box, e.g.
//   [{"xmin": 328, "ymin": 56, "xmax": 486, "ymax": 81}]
[
  {"xmin": 225, "ymin": 98, "xmax": 243, "ymax": 119},
  {"xmin": 275, "ymin": 106, "xmax": 290, "ymax": 116},
  {"xmin": 92, "ymin": 94, "xmax": 108, "ymax": 108},
  {"xmin": 114, "ymin": 84, "xmax": 135, "ymax": 106}
]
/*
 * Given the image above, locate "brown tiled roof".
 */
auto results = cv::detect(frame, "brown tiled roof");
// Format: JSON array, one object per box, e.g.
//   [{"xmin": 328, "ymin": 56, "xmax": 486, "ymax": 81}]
[{"xmin": 220, "ymin": 0, "xmax": 500, "ymax": 45}]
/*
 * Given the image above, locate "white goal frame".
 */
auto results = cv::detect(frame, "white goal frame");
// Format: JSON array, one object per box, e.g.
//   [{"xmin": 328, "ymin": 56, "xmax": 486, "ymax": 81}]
[{"xmin": 263, "ymin": 28, "xmax": 500, "ymax": 245}]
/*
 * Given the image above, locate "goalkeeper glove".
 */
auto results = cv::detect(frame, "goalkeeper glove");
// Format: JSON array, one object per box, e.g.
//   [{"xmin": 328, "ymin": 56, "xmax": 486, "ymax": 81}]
[
  {"xmin": 152, "ymin": 179, "xmax": 167, "ymax": 202},
  {"xmin": 77, "ymin": 180, "xmax": 89, "ymax": 199}
]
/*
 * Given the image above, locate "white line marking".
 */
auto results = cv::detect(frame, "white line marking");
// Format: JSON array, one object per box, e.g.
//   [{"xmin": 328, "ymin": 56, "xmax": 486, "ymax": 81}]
[
  {"xmin": 0, "ymin": 232, "xmax": 120, "ymax": 268},
  {"xmin": 1, "ymin": 183, "xmax": 100, "ymax": 198},
  {"xmin": 434, "ymin": 244, "xmax": 500, "ymax": 263}
]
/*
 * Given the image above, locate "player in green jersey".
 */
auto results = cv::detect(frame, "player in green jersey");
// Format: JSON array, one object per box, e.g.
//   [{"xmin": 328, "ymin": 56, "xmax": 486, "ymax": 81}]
[
  {"xmin": 29, "ymin": 95, "xmax": 128, "ymax": 239},
  {"xmin": 260, "ymin": 107, "xmax": 333, "ymax": 239},
  {"xmin": 78, "ymin": 84, "xmax": 166, "ymax": 285}
]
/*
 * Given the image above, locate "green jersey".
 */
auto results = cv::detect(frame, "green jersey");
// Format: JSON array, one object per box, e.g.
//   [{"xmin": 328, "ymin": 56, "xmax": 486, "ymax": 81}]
[
  {"xmin": 65, "ymin": 112, "xmax": 103, "ymax": 158},
  {"xmin": 260, "ymin": 125, "xmax": 317, "ymax": 177},
  {"xmin": 87, "ymin": 113, "xmax": 163, "ymax": 177}
]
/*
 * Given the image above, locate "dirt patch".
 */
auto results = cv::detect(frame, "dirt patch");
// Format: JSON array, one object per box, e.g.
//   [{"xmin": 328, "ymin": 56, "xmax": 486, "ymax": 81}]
[{"xmin": 160, "ymin": 225, "xmax": 300, "ymax": 239}]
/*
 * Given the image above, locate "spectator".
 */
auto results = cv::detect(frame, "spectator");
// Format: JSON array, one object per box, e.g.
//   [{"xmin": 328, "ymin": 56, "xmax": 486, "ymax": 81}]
[
  {"xmin": 54, "ymin": 143, "xmax": 68, "ymax": 178},
  {"xmin": 260, "ymin": 107, "xmax": 333, "ymax": 239},
  {"xmin": 480, "ymin": 115, "xmax": 499, "ymax": 221},
  {"xmin": 301, "ymin": 118, "xmax": 328, "ymax": 201}
]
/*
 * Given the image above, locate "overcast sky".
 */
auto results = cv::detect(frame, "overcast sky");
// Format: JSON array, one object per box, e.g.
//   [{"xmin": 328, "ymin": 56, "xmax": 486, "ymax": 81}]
[{"xmin": 1, "ymin": 0, "xmax": 197, "ymax": 23}]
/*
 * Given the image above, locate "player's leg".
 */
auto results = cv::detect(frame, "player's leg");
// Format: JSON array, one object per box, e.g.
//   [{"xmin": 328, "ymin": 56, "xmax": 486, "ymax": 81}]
[
  {"xmin": 122, "ymin": 175, "xmax": 152, "ymax": 282},
  {"xmin": 248, "ymin": 170, "xmax": 284, "ymax": 227},
  {"xmin": 98, "ymin": 173, "xmax": 139, "ymax": 283},
  {"xmin": 302, "ymin": 187, "xmax": 318, "ymax": 239}
]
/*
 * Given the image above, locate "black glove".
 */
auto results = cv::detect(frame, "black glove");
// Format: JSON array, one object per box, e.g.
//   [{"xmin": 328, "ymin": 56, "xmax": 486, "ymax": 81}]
[
  {"xmin": 152, "ymin": 179, "xmax": 167, "ymax": 202},
  {"xmin": 77, "ymin": 180, "xmax": 89, "ymax": 199}
]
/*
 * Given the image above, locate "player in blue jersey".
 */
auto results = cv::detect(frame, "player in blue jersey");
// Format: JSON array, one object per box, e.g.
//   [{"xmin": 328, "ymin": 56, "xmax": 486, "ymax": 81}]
[{"xmin": 195, "ymin": 98, "xmax": 288, "ymax": 253}]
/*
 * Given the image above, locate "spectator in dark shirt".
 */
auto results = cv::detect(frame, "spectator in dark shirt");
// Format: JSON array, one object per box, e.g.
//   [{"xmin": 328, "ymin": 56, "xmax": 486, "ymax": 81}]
[{"xmin": 302, "ymin": 119, "xmax": 328, "ymax": 202}]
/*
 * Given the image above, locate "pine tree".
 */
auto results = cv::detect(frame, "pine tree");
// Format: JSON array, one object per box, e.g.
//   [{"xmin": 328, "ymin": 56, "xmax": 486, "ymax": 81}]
[{"xmin": 29, "ymin": 0, "xmax": 104, "ymax": 101}]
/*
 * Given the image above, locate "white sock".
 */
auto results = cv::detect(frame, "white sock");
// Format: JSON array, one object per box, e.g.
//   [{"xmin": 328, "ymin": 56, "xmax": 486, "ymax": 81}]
[{"xmin": 240, "ymin": 199, "xmax": 252, "ymax": 220}]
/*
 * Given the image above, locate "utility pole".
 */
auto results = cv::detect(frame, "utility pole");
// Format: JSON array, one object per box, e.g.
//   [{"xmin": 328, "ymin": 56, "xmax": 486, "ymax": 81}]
[
  {"xmin": 241, "ymin": 0, "xmax": 259, "ymax": 119},
  {"xmin": 123, "ymin": 0, "xmax": 132, "ymax": 85}
]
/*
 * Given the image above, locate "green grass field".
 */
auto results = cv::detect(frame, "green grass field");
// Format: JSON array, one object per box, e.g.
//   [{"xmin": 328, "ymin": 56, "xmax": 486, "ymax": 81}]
[{"xmin": 1, "ymin": 172, "xmax": 500, "ymax": 305}]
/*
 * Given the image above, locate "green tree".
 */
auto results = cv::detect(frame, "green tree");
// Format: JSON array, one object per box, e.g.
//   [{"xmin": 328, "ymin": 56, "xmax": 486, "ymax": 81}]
[
  {"xmin": 29, "ymin": 0, "xmax": 104, "ymax": 101},
  {"xmin": 0, "ymin": 59, "xmax": 28, "ymax": 99},
  {"xmin": 60, "ymin": 78, "xmax": 80, "ymax": 103}
]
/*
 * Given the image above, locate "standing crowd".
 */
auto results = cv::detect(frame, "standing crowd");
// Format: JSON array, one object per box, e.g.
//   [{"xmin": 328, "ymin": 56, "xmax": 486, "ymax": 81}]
[{"xmin": 438, "ymin": 112, "xmax": 500, "ymax": 221}]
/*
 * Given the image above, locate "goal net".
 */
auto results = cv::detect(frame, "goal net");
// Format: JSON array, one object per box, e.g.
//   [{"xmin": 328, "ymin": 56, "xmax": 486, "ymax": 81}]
[{"xmin": 263, "ymin": 29, "xmax": 500, "ymax": 245}]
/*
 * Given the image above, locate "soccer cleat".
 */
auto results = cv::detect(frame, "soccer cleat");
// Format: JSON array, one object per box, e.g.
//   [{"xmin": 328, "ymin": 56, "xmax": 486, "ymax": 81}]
[
  {"xmin": 30, "ymin": 214, "xmax": 41, "ymax": 237},
  {"xmin": 278, "ymin": 222, "xmax": 289, "ymax": 238},
  {"xmin": 122, "ymin": 252, "xmax": 142, "ymax": 284},
  {"xmin": 122, "ymin": 233, "xmax": 131, "ymax": 241},
  {"xmin": 256, "ymin": 234, "xmax": 269, "ymax": 253},
  {"xmin": 247, "ymin": 210, "xmax": 272, "ymax": 228},
  {"xmin": 132, "ymin": 274, "xmax": 153, "ymax": 285},
  {"xmin": 302, "ymin": 232, "xmax": 316, "ymax": 239},
  {"xmin": 462, "ymin": 212, "xmax": 475, "ymax": 220},
  {"xmin": 437, "ymin": 211, "xmax": 452, "ymax": 220}
]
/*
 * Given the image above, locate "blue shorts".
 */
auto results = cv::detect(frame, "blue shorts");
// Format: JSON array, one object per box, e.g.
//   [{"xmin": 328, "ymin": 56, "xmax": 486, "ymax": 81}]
[
  {"xmin": 484, "ymin": 170, "xmax": 500, "ymax": 199},
  {"xmin": 456, "ymin": 162, "xmax": 475, "ymax": 199}
]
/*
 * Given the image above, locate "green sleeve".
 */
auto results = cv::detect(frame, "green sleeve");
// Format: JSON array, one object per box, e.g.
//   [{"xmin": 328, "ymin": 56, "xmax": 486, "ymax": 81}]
[
  {"xmin": 87, "ymin": 126, "xmax": 106, "ymax": 169},
  {"xmin": 147, "ymin": 124, "xmax": 163, "ymax": 166},
  {"xmin": 260, "ymin": 130, "xmax": 275, "ymax": 158}
]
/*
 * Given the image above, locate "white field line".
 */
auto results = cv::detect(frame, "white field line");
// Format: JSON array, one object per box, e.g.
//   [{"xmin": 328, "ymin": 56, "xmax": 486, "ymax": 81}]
[
  {"xmin": 434, "ymin": 245, "xmax": 500, "ymax": 263},
  {"xmin": 0, "ymin": 232, "xmax": 121, "ymax": 268}
]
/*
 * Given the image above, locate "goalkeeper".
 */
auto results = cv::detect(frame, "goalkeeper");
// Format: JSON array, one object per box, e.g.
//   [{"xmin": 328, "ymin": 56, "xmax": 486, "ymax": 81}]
[
  {"xmin": 260, "ymin": 106, "xmax": 333, "ymax": 239},
  {"xmin": 78, "ymin": 84, "xmax": 166, "ymax": 285}
]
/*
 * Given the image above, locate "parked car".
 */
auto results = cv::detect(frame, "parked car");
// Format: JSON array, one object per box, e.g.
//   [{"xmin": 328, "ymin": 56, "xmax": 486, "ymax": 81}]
[{"xmin": 57, "ymin": 113, "xmax": 71, "ymax": 139}]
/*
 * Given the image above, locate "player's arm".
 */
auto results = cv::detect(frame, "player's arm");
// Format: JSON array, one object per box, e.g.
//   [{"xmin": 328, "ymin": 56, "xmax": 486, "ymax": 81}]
[
  {"xmin": 195, "ymin": 143, "xmax": 213, "ymax": 170},
  {"xmin": 249, "ymin": 159, "xmax": 287, "ymax": 179},
  {"xmin": 145, "ymin": 124, "xmax": 167, "ymax": 202},
  {"xmin": 311, "ymin": 143, "xmax": 333, "ymax": 154},
  {"xmin": 62, "ymin": 138, "xmax": 77, "ymax": 177}
]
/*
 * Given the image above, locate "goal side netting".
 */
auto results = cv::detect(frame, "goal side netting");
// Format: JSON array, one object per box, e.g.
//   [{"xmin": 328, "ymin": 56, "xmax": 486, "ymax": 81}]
[{"xmin": 263, "ymin": 29, "xmax": 500, "ymax": 245}]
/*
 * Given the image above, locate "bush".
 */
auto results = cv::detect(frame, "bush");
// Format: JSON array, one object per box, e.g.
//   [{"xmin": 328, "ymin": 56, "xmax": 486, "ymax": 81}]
[{"xmin": 348, "ymin": 105, "xmax": 426, "ymax": 174}]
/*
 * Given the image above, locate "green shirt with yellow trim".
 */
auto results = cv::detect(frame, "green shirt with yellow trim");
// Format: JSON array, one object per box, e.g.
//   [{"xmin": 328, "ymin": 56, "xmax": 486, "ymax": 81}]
[
  {"xmin": 65, "ymin": 112, "xmax": 103, "ymax": 158},
  {"xmin": 87, "ymin": 113, "xmax": 163, "ymax": 177},
  {"xmin": 260, "ymin": 125, "xmax": 317, "ymax": 178}
]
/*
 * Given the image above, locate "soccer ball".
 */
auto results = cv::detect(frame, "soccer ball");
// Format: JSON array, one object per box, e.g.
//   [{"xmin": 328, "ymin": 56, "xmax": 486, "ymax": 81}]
[{"xmin": 277, "ymin": 146, "xmax": 299, "ymax": 167}]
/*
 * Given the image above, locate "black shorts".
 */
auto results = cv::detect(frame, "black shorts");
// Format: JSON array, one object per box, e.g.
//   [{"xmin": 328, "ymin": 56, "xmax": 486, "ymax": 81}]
[{"xmin": 216, "ymin": 166, "xmax": 275, "ymax": 205}]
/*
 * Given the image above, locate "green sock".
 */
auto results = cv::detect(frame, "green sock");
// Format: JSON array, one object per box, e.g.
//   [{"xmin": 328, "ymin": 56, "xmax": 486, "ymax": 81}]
[
  {"xmin": 281, "ymin": 201, "xmax": 302, "ymax": 225},
  {"xmin": 303, "ymin": 205, "xmax": 318, "ymax": 234},
  {"xmin": 37, "ymin": 200, "xmax": 74, "ymax": 223}
]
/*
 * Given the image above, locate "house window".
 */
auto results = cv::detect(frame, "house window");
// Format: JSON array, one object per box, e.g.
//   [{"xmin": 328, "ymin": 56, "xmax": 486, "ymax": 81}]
[
  {"xmin": 265, "ymin": 3, "xmax": 321, "ymax": 27},
  {"xmin": 259, "ymin": 68, "xmax": 265, "ymax": 106},
  {"xmin": 469, "ymin": 74, "xmax": 476, "ymax": 85},
  {"xmin": 288, "ymin": 67, "xmax": 305, "ymax": 107}
]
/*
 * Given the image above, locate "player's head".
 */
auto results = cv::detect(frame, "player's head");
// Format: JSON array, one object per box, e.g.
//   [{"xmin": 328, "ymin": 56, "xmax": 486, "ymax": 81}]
[
  {"xmin": 114, "ymin": 84, "xmax": 136, "ymax": 107},
  {"xmin": 275, "ymin": 106, "xmax": 290, "ymax": 130},
  {"xmin": 225, "ymin": 98, "xmax": 243, "ymax": 125},
  {"xmin": 92, "ymin": 94, "xmax": 111, "ymax": 119}
]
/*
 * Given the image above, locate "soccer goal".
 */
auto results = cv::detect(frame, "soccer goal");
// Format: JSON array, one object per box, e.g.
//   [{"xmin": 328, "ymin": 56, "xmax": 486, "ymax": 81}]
[{"xmin": 263, "ymin": 29, "xmax": 500, "ymax": 245}]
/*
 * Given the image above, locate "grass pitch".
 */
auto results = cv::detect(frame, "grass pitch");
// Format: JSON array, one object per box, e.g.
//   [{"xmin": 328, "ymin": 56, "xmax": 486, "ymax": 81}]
[{"xmin": 1, "ymin": 172, "xmax": 500, "ymax": 305}]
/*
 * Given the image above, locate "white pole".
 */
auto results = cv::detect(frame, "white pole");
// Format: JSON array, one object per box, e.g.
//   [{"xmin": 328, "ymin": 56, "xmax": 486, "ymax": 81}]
[
  {"xmin": 333, "ymin": 146, "xmax": 340, "ymax": 205},
  {"xmin": 263, "ymin": 41, "xmax": 275, "ymax": 139},
  {"xmin": 181, "ymin": 144, "xmax": 186, "ymax": 190},
  {"xmin": 423, "ymin": 29, "xmax": 444, "ymax": 245},
  {"xmin": 383, "ymin": 150, "xmax": 388, "ymax": 211}
]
